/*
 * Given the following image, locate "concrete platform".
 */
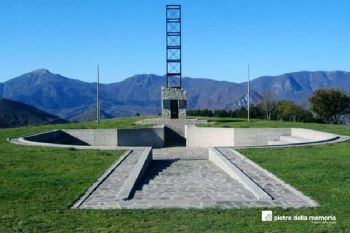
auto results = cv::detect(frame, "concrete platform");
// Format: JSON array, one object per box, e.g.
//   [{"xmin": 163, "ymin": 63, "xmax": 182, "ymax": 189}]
[
  {"xmin": 9, "ymin": 126, "xmax": 348, "ymax": 149},
  {"xmin": 185, "ymin": 126, "xmax": 348, "ymax": 147},
  {"xmin": 7, "ymin": 120, "xmax": 347, "ymax": 209}
]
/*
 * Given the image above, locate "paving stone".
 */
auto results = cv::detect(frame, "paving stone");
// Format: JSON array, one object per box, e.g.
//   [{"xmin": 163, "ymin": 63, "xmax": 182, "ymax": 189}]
[
  {"xmin": 75, "ymin": 147, "xmax": 318, "ymax": 209},
  {"xmin": 78, "ymin": 149, "xmax": 143, "ymax": 209}
]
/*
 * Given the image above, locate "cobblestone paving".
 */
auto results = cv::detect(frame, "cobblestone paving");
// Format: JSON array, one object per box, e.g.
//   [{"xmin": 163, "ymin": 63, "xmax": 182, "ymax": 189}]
[
  {"xmin": 76, "ymin": 147, "xmax": 317, "ymax": 209},
  {"xmin": 216, "ymin": 148, "xmax": 318, "ymax": 208},
  {"xmin": 78, "ymin": 149, "xmax": 144, "ymax": 209},
  {"xmin": 120, "ymin": 159, "xmax": 256, "ymax": 208}
]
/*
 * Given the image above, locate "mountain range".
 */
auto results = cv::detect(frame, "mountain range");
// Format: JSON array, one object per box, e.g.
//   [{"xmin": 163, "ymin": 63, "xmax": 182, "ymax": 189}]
[
  {"xmin": 1, "ymin": 69, "xmax": 350, "ymax": 121},
  {"xmin": 0, "ymin": 97, "xmax": 67, "ymax": 128}
]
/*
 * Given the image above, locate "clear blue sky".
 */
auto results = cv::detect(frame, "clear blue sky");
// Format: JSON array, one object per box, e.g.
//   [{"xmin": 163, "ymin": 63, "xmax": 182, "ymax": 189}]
[{"xmin": 0, "ymin": 0, "xmax": 349, "ymax": 83}]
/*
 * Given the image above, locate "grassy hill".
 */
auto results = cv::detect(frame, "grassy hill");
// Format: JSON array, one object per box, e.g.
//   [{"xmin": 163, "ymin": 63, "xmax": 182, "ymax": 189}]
[
  {"xmin": 0, "ymin": 97, "xmax": 68, "ymax": 128},
  {"xmin": 0, "ymin": 116, "xmax": 349, "ymax": 232}
]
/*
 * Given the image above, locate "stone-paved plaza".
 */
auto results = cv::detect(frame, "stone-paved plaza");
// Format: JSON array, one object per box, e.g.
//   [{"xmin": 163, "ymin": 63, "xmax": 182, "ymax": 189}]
[
  {"xmin": 74, "ymin": 147, "xmax": 318, "ymax": 209},
  {"xmin": 74, "ymin": 149, "xmax": 144, "ymax": 209},
  {"xmin": 11, "ymin": 122, "xmax": 345, "ymax": 210},
  {"xmin": 129, "ymin": 159, "xmax": 256, "ymax": 207}
]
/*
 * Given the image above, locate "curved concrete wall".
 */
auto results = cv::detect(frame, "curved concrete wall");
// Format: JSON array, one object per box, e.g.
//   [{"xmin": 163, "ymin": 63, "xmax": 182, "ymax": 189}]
[
  {"xmin": 22, "ymin": 126, "xmax": 165, "ymax": 148},
  {"xmin": 234, "ymin": 128, "xmax": 291, "ymax": 146},
  {"xmin": 18, "ymin": 125, "xmax": 340, "ymax": 149},
  {"xmin": 291, "ymin": 128, "xmax": 337, "ymax": 141},
  {"xmin": 185, "ymin": 126, "xmax": 291, "ymax": 147},
  {"xmin": 185, "ymin": 126, "xmax": 338, "ymax": 147}
]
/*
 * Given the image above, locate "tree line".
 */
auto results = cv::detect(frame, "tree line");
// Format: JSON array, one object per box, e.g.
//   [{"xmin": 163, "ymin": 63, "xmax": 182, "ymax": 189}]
[{"xmin": 188, "ymin": 88, "xmax": 350, "ymax": 124}]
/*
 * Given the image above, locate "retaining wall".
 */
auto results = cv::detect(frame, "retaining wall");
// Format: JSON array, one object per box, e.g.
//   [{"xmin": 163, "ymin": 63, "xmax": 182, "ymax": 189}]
[
  {"xmin": 291, "ymin": 128, "xmax": 337, "ymax": 141},
  {"xmin": 185, "ymin": 126, "xmax": 291, "ymax": 147},
  {"xmin": 20, "ymin": 125, "xmax": 340, "ymax": 149},
  {"xmin": 185, "ymin": 125, "xmax": 235, "ymax": 147},
  {"xmin": 117, "ymin": 126, "xmax": 164, "ymax": 148},
  {"xmin": 63, "ymin": 129, "xmax": 117, "ymax": 146},
  {"xmin": 234, "ymin": 128, "xmax": 291, "ymax": 146},
  {"xmin": 23, "ymin": 127, "xmax": 165, "ymax": 148}
]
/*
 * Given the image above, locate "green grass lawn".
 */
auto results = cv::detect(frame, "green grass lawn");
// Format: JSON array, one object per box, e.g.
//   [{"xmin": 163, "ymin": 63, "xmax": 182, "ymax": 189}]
[{"xmin": 0, "ymin": 116, "xmax": 349, "ymax": 232}]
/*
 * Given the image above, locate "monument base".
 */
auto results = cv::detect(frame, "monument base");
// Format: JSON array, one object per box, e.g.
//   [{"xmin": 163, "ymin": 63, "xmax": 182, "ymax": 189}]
[
  {"xmin": 136, "ymin": 118, "xmax": 212, "ymax": 147},
  {"xmin": 161, "ymin": 87, "xmax": 187, "ymax": 119}
]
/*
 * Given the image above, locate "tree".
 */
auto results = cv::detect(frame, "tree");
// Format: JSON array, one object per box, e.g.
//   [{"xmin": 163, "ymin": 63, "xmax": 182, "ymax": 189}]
[
  {"xmin": 276, "ymin": 100, "xmax": 297, "ymax": 121},
  {"xmin": 213, "ymin": 109, "xmax": 229, "ymax": 117},
  {"xmin": 275, "ymin": 100, "xmax": 314, "ymax": 122},
  {"xmin": 249, "ymin": 105, "xmax": 264, "ymax": 119},
  {"xmin": 309, "ymin": 88, "xmax": 350, "ymax": 124},
  {"xmin": 187, "ymin": 109, "xmax": 214, "ymax": 117},
  {"xmin": 258, "ymin": 91, "xmax": 276, "ymax": 120},
  {"xmin": 236, "ymin": 107, "xmax": 247, "ymax": 118},
  {"xmin": 294, "ymin": 105, "xmax": 314, "ymax": 122}
]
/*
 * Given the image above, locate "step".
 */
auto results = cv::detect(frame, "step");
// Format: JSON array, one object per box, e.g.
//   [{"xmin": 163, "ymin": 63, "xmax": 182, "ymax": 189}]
[
  {"xmin": 267, "ymin": 140, "xmax": 290, "ymax": 145},
  {"xmin": 279, "ymin": 136, "xmax": 311, "ymax": 144}
]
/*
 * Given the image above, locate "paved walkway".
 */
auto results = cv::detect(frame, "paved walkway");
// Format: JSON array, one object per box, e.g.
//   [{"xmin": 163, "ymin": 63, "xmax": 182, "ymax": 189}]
[
  {"xmin": 120, "ymin": 159, "xmax": 256, "ymax": 208},
  {"xmin": 215, "ymin": 148, "xmax": 317, "ymax": 208},
  {"xmin": 76, "ymin": 149, "xmax": 144, "ymax": 209},
  {"xmin": 74, "ymin": 147, "xmax": 317, "ymax": 209}
]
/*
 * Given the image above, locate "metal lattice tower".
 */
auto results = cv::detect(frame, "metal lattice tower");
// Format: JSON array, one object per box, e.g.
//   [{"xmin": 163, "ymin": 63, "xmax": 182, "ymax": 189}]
[{"xmin": 166, "ymin": 5, "xmax": 181, "ymax": 88}]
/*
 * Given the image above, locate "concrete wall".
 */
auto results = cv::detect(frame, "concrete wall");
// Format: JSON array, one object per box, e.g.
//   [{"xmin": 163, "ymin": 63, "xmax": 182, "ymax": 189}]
[
  {"xmin": 291, "ymin": 128, "xmax": 338, "ymax": 141},
  {"xmin": 66, "ymin": 127, "xmax": 165, "ymax": 147},
  {"xmin": 234, "ymin": 128, "xmax": 291, "ymax": 146},
  {"xmin": 117, "ymin": 126, "xmax": 165, "ymax": 148},
  {"xmin": 22, "ymin": 126, "xmax": 339, "ymax": 149},
  {"xmin": 24, "ymin": 127, "xmax": 164, "ymax": 148},
  {"xmin": 185, "ymin": 126, "xmax": 291, "ymax": 147},
  {"xmin": 65, "ymin": 128, "xmax": 166, "ymax": 147},
  {"xmin": 185, "ymin": 125, "xmax": 235, "ymax": 147},
  {"xmin": 63, "ymin": 129, "xmax": 117, "ymax": 146}
]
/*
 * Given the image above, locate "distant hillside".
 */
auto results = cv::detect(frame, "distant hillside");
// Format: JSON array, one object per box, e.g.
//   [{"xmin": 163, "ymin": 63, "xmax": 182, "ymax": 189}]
[
  {"xmin": 1, "ymin": 69, "xmax": 350, "ymax": 121},
  {"xmin": 250, "ymin": 71, "xmax": 350, "ymax": 105},
  {"xmin": 69, "ymin": 107, "xmax": 114, "ymax": 122},
  {"xmin": 0, "ymin": 97, "xmax": 68, "ymax": 128}
]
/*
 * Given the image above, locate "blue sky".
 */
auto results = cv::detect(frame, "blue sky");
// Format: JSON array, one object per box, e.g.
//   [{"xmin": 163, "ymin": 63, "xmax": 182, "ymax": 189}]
[{"xmin": 0, "ymin": 0, "xmax": 349, "ymax": 83}]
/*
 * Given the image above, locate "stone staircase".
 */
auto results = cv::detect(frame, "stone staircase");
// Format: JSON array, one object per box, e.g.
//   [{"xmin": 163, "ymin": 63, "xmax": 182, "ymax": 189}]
[{"xmin": 125, "ymin": 156, "xmax": 256, "ymax": 208}]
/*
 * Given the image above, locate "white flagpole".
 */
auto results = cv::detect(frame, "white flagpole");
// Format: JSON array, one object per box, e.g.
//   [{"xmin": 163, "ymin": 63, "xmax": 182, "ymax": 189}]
[
  {"xmin": 247, "ymin": 65, "xmax": 250, "ymax": 122},
  {"xmin": 97, "ymin": 65, "xmax": 100, "ymax": 124}
]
